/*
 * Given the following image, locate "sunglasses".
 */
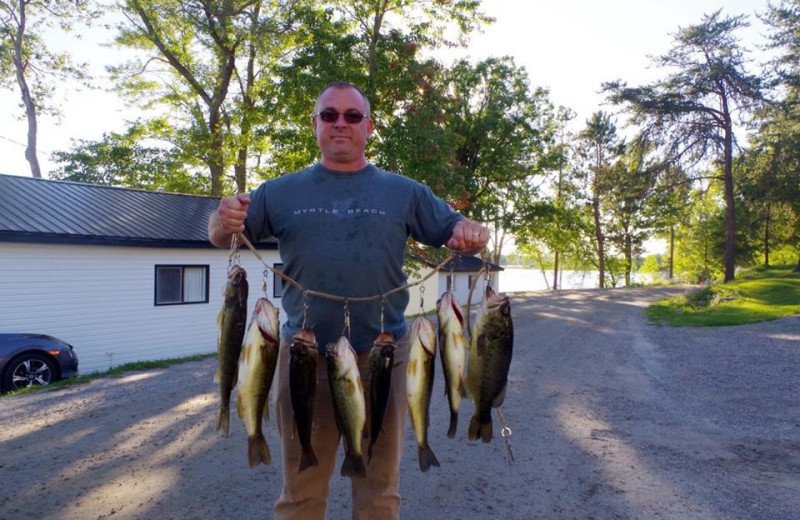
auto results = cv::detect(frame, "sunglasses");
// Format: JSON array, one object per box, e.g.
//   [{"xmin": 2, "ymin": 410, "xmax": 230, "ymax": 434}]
[{"xmin": 315, "ymin": 108, "xmax": 367, "ymax": 124}]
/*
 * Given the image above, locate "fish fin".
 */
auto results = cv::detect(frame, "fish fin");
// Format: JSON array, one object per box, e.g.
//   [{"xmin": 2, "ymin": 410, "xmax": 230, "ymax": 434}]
[
  {"xmin": 418, "ymin": 444, "xmax": 440, "ymax": 472},
  {"xmin": 492, "ymin": 384, "xmax": 508, "ymax": 408},
  {"xmin": 216, "ymin": 405, "xmax": 230, "ymax": 436},
  {"xmin": 457, "ymin": 375, "xmax": 467, "ymax": 398},
  {"xmin": 262, "ymin": 400, "xmax": 270, "ymax": 422},
  {"xmin": 341, "ymin": 453, "xmax": 367, "ymax": 478},
  {"xmin": 235, "ymin": 393, "xmax": 244, "ymax": 420},
  {"xmin": 468, "ymin": 414, "xmax": 493, "ymax": 443},
  {"xmin": 447, "ymin": 410, "xmax": 458, "ymax": 439},
  {"xmin": 299, "ymin": 445, "xmax": 318, "ymax": 472},
  {"xmin": 248, "ymin": 434, "xmax": 271, "ymax": 467}
]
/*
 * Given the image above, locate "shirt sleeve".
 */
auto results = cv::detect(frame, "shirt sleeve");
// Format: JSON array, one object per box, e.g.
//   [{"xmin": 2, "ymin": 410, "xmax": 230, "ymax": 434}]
[
  {"xmin": 243, "ymin": 181, "xmax": 274, "ymax": 242},
  {"xmin": 407, "ymin": 181, "xmax": 463, "ymax": 247}
]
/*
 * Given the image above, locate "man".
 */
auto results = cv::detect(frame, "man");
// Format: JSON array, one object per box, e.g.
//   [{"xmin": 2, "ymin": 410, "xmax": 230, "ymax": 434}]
[{"xmin": 208, "ymin": 81, "xmax": 488, "ymax": 520}]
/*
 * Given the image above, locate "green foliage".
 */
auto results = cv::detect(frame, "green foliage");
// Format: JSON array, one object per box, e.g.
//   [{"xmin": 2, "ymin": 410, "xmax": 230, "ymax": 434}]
[
  {"xmin": 638, "ymin": 254, "xmax": 663, "ymax": 275},
  {"xmin": 647, "ymin": 265, "xmax": 800, "ymax": 326},
  {"xmin": 50, "ymin": 125, "xmax": 210, "ymax": 193}
]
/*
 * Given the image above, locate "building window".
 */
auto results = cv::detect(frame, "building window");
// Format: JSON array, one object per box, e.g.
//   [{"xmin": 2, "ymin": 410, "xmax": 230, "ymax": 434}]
[
  {"xmin": 272, "ymin": 263, "xmax": 285, "ymax": 298},
  {"xmin": 155, "ymin": 265, "xmax": 209, "ymax": 305},
  {"xmin": 446, "ymin": 273, "xmax": 455, "ymax": 291}
]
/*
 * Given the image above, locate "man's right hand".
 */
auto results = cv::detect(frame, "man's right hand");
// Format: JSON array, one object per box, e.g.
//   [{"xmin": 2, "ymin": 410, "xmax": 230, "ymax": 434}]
[{"xmin": 208, "ymin": 193, "xmax": 250, "ymax": 248}]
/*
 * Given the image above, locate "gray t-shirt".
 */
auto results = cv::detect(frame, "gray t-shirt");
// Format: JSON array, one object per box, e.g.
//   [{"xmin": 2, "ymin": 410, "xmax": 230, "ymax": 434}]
[{"xmin": 245, "ymin": 163, "xmax": 462, "ymax": 353}]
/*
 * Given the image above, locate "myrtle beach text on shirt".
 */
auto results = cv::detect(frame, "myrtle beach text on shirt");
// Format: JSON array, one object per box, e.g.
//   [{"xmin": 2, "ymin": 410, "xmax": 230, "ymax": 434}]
[{"xmin": 293, "ymin": 206, "xmax": 387, "ymax": 216}]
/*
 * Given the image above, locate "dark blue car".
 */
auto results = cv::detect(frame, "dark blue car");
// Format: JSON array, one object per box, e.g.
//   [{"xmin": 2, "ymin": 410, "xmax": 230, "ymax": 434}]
[{"xmin": 0, "ymin": 334, "xmax": 79, "ymax": 392}]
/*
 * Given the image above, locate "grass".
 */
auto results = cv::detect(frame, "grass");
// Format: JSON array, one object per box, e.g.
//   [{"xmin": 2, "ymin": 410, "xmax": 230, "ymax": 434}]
[
  {"xmin": 647, "ymin": 265, "xmax": 800, "ymax": 327},
  {"xmin": 1, "ymin": 353, "xmax": 215, "ymax": 398}
]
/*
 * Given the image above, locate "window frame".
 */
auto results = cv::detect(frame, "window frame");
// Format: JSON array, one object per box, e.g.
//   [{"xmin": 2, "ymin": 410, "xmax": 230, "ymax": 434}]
[
  {"xmin": 154, "ymin": 264, "xmax": 210, "ymax": 306},
  {"xmin": 272, "ymin": 263, "xmax": 285, "ymax": 299}
]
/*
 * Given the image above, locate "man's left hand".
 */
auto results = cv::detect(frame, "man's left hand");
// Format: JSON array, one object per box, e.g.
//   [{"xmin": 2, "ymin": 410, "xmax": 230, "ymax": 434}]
[{"xmin": 446, "ymin": 218, "xmax": 489, "ymax": 256}]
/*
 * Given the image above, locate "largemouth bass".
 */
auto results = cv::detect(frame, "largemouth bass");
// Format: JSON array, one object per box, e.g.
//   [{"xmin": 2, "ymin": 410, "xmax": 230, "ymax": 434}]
[
  {"xmin": 406, "ymin": 316, "xmax": 440, "ymax": 472},
  {"xmin": 367, "ymin": 331, "xmax": 396, "ymax": 462},
  {"xmin": 214, "ymin": 264, "xmax": 248, "ymax": 435},
  {"xmin": 437, "ymin": 291, "xmax": 468, "ymax": 439},
  {"xmin": 289, "ymin": 328, "xmax": 319, "ymax": 472},
  {"xmin": 467, "ymin": 286, "xmax": 513, "ymax": 443},
  {"xmin": 236, "ymin": 297, "xmax": 279, "ymax": 467},
  {"xmin": 326, "ymin": 336, "xmax": 367, "ymax": 478}
]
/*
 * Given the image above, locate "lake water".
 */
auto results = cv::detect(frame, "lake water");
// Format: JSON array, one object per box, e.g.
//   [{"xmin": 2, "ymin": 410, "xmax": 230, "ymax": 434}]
[{"xmin": 498, "ymin": 268, "xmax": 600, "ymax": 293}]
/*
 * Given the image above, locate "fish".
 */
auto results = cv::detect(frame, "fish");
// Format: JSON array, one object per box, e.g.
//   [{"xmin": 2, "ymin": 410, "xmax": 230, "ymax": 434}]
[
  {"xmin": 326, "ymin": 336, "xmax": 367, "ymax": 478},
  {"xmin": 367, "ymin": 331, "xmax": 397, "ymax": 462},
  {"xmin": 214, "ymin": 264, "xmax": 248, "ymax": 435},
  {"xmin": 467, "ymin": 286, "xmax": 514, "ymax": 443},
  {"xmin": 437, "ymin": 291, "xmax": 468, "ymax": 439},
  {"xmin": 289, "ymin": 328, "xmax": 320, "ymax": 472},
  {"xmin": 405, "ymin": 315, "xmax": 440, "ymax": 472},
  {"xmin": 236, "ymin": 297, "xmax": 280, "ymax": 467}
]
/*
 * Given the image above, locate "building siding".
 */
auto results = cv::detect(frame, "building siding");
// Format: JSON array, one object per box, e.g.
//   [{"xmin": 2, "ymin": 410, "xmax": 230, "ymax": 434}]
[{"xmin": 1, "ymin": 242, "xmax": 282, "ymax": 374}]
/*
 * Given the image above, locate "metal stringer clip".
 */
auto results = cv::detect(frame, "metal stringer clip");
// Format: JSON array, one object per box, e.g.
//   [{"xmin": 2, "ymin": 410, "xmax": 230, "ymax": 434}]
[{"xmin": 497, "ymin": 407, "xmax": 515, "ymax": 466}]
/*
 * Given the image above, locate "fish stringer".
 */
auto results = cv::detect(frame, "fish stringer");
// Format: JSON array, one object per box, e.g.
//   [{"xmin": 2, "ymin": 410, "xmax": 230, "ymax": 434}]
[
  {"xmin": 497, "ymin": 407, "xmax": 515, "ymax": 466},
  {"xmin": 228, "ymin": 232, "xmax": 241, "ymax": 273},
  {"xmin": 341, "ymin": 299, "xmax": 351, "ymax": 339}
]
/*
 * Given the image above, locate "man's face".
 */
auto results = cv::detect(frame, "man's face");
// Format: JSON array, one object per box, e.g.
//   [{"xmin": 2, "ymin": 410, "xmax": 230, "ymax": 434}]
[{"xmin": 313, "ymin": 86, "xmax": 373, "ymax": 170}]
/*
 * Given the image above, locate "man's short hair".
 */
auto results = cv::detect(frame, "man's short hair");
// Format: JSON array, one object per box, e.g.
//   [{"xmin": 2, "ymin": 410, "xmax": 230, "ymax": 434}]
[{"xmin": 316, "ymin": 82, "xmax": 371, "ymax": 116}]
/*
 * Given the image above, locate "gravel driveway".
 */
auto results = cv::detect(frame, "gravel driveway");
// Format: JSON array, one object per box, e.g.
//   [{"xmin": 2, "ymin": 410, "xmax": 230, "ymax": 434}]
[{"xmin": 1, "ymin": 286, "xmax": 798, "ymax": 519}]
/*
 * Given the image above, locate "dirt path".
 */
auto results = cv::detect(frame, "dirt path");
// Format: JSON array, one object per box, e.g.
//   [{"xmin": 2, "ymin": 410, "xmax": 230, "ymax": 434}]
[{"xmin": 1, "ymin": 287, "xmax": 798, "ymax": 519}]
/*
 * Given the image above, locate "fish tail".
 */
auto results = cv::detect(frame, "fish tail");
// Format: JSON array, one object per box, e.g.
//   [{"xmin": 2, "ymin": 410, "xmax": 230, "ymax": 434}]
[
  {"xmin": 216, "ymin": 404, "xmax": 230, "ymax": 435},
  {"xmin": 299, "ymin": 445, "xmax": 318, "ymax": 472},
  {"xmin": 417, "ymin": 444, "xmax": 440, "ymax": 472},
  {"xmin": 468, "ymin": 414, "xmax": 493, "ymax": 443},
  {"xmin": 341, "ymin": 453, "xmax": 367, "ymax": 478},
  {"xmin": 248, "ymin": 434, "xmax": 271, "ymax": 467},
  {"xmin": 447, "ymin": 410, "xmax": 458, "ymax": 439}
]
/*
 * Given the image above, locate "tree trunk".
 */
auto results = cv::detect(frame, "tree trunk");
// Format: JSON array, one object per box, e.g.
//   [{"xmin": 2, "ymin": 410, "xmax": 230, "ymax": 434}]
[
  {"xmin": 722, "ymin": 104, "xmax": 736, "ymax": 283},
  {"xmin": 669, "ymin": 226, "xmax": 675, "ymax": 280},
  {"xmin": 593, "ymin": 194, "xmax": 605, "ymax": 288},
  {"xmin": 12, "ymin": 0, "xmax": 42, "ymax": 178},
  {"xmin": 794, "ymin": 255, "xmax": 800, "ymax": 273},
  {"xmin": 624, "ymin": 234, "xmax": 632, "ymax": 286},
  {"xmin": 764, "ymin": 202, "xmax": 771, "ymax": 267},
  {"xmin": 553, "ymin": 251, "xmax": 560, "ymax": 290}
]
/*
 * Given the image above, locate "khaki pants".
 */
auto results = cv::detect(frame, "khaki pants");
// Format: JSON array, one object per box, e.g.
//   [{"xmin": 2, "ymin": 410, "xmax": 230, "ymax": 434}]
[{"xmin": 273, "ymin": 334, "xmax": 408, "ymax": 520}]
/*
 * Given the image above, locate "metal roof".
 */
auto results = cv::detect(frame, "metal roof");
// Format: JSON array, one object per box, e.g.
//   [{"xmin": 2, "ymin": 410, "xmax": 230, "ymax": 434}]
[{"xmin": 0, "ymin": 174, "xmax": 275, "ymax": 248}]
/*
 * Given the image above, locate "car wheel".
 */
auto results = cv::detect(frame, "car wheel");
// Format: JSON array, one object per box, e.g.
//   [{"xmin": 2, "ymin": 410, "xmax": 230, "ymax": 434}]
[{"xmin": 2, "ymin": 353, "xmax": 58, "ymax": 391}]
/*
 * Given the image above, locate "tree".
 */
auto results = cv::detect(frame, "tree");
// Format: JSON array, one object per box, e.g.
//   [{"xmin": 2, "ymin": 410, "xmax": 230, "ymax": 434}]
[
  {"xmin": 604, "ymin": 10, "xmax": 765, "ymax": 282},
  {"xmin": 50, "ymin": 123, "xmax": 209, "ymax": 193},
  {"xmin": 576, "ymin": 111, "xmax": 624, "ymax": 288},
  {"xmin": 378, "ymin": 56, "xmax": 560, "ymax": 264},
  {"xmin": 602, "ymin": 139, "xmax": 659, "ymax": 286},
  {"xmin": 113, "ymin": 0, "xmax": 301, "ymax": 195},
  {"xmin": 0, "ymin": 0, "xmax": 93, "ymax": 177},
  {"xmin": 647, "ymin": 164, "xmax": 692, "ymax": 279}
]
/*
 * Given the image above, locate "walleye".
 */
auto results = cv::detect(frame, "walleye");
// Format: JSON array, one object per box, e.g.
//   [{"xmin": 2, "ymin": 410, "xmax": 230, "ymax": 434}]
[
  {"xmin": 467, "ymin": 286, "xmax": 513, "ymax": 443},
  {"xmin": 236, "ymin": 298, "xmax": 280, "ymax": 467},
  {"xmin": 289, "ymin": 328, "xmax": 319, "ymax": 472},
  {"xmin": 367, "ymin": 331, "xmax": 396, "ymax": 462},
  {"xmin": 326, "ymin": 336, "xmax": 367, "ymax": 478},
  {"xmin": 437, "ymin": 291, "xmax": 468, "ymax": 439},
  {"xmin": 406, "ymin": 316, "xmax": 440, "ymax": 472},
  {"xmin": 214, "ymin": 264, "xmax": 248, "ymax": 435}
]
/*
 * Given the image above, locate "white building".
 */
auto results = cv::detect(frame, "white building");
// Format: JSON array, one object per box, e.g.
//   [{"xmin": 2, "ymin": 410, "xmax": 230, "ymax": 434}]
[
  {"xmin": 0, "ymin": 174, "xmax": 497, "ymax": 374},
  {"xmin": 0, "ymin": 174, "xmax": 280, "ymax": 374}
]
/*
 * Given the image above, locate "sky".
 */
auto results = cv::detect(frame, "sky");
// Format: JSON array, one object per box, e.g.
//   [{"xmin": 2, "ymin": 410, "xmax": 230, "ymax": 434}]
[{"xmin": 0, "ymin": 0, "xmax": 773, "ymax": 178}]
